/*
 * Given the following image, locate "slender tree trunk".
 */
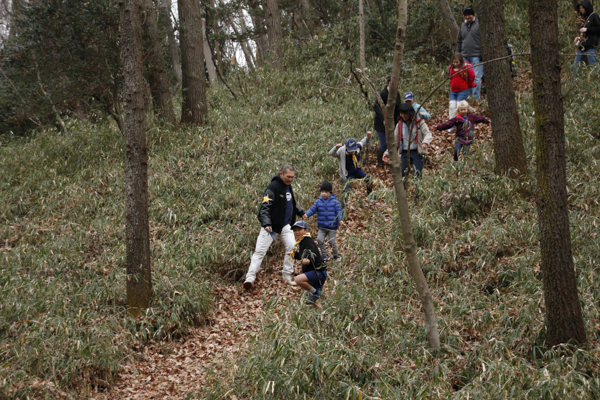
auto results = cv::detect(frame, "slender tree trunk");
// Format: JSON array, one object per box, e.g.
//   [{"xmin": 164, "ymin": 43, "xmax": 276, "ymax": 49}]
[
  {"xmin": 239, "ymin": 7, "xmax": 257, "ymax": 69},
  {"xmin": 248, "ymin": 0, "xmax": 268, "ymax": 66},
  {"xmin": 438, "ymin": 0, "xmax": 459, "ymax": 43},
  {"xmin": 161, "ymin": 0, "xmax": 182, "ymax": 85},
  {"xmin": 476, "ymin": 0, "xmax": 527, "ymax": 178},
  {"xmin": 359, "ymin": 0, "xmax": 365, "ymax": 71},
  {"xmin": 230, "ymin": 13, "xmax": 255, "ymax": 71},
  {"xmin": 263, "ymin": 0, "xmax": 283, "ymax": 64},
  {"xmin": 384, "ymin": 0, "xmax": 440, "ymax": 349},
  {"xmin": 8, "ymin": 0, "xmax": 21, "ymax": 39},
  {"xmin": 299, "ymin": 0, "xmax": 317, "ymax": 31},
  {"xmin": 211, "ymin": 0, "xmax": 223, "ymax": 75},
  {"xmin": 145, "ymin": 0, "xmax": 177, "ymax": 124},
  {"xmin": 529, "ymin": 0, "xmax": 587, "ymax": 346},
  {"xmin": 178, "ymin": 0, "xmax": 208, "ymax": 124},
  {"xmin": 202, "ymin": 17, "xmax": 217, "ymax": 83},
  {"xmin": 119, "ymin": 0, "xmax": 152, "ymax": 317}
]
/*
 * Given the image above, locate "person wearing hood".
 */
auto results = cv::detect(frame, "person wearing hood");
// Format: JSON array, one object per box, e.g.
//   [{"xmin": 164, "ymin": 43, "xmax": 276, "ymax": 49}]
[
  {"xmin": 573, "ymin": 0, "xmax": 600, "ymax": 75},
  {"xmin": 303, "ymin": 181, "xmax": 343, "ymax": 261},
  {"xmin": 373, "ymin": 76, "xmax": 403, "ymax": 169},
  {"xmin": 244, "ymin": 164, "xmax": 305, "ymax": 290},
  {"xmin": 456, "ymin": 6, "xmax": 483, "ymax": 100}
]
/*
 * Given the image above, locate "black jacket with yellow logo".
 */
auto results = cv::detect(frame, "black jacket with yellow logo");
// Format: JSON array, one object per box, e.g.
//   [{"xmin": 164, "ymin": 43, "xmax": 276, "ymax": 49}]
[{"xmin": 257, "ymin": 175, "xmax": 304, "ymax": 234}]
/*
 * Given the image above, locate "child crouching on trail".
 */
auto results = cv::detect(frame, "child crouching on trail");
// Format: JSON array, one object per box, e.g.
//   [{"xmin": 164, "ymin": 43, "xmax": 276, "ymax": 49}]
[
  {"xmin": 303, "ymin": 181, "xmax": 343, "ymax": 261},
  {"xmin": 329, "ymin": 131, "xmax": 373, "ymax": 196},
  {"xmin": 435, "ymin": 100, "xmax": 489, "ymax": 162},
  {"xmin": 289, "ymin": 221, "xmax": 327, "ymax": 307}
]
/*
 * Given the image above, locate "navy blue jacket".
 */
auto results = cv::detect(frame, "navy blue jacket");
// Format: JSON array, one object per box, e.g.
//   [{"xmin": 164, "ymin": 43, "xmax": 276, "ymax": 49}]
[{"xmin": 305, "ymin": 194, "xmax": 343, "ymax": 230}]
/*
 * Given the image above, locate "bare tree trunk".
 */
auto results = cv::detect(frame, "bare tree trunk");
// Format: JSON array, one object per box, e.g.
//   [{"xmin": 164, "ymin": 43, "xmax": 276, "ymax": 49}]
[
  {"xmin": 438, "ymin": 0, "xmax": 459, "ymax": 44},
  {"xmin": 119, "ymin": 0, "xmax": 152, "ymax": 317},
  {"xmin": 263, "ymin": 0, "xmax": 283, "ymax": 64},
  {"xmin": 529, "ymin": 0, "xmax": 587, "ymax": 346},
  {"xmin": 8, "ymin": 0, "xmax": 21, "ymax": 39},
  {"xmin": 161, "ymin": 0, "xmax": 182, "ymax": 85},
  {"xmin": 384, "ymin": 0, "xmax": 440, "ymax": 349},
  {"xmin": 145, "ymin": 0, "xmax": 177, "ymax": 125},
  {"xmin": 202, "ymin": 17, "xmax": 217, "ymax": 83},
  {"xmin": 211, "ymin": 0, "xmax": 223, "ymax": 75},
  {"xmin": 299, "ymin": 0, "xmax": 317, "ymax": 31},
  {"xmin": 178, "ymin": 0, "xmax": 208, "ymax": 124},
  {"xmin": 230, "ymin": 12, "xmax": 255, "ymax": 71},
  {"xmin": 33, "ymin": 58, "xmax": 68, "ymax": 135},
  {"xmin": 239, "ymin": 8, "xmax": 257, "ymax": 69},
  {"xmin": 359, "ymin": 0, "xmax": 365, "ymax": 71},
  {"xmin": 248, "ymin": 0, "xmax": 268, "ymax": 66},
  {"xmin": 476, "ymin": 0, "xmax": 527, "ymax": 178}
]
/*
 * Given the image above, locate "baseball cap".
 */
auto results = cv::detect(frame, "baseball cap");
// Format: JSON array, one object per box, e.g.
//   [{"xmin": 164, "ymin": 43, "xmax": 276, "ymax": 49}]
[
  {"xmin": 292, "ymin": 220, "xmax": 308, "ymax": 230},
  {"xmin": 404, "ymin": 91, "xmax": 415, "ymax": 101},
  {"xmin": 345, "ymin": 138, "xmax": 358, "ymax": 152}
]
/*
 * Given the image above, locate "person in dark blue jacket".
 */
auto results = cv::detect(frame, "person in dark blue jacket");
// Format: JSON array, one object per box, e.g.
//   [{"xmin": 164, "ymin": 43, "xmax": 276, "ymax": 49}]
[{"xmin": 303, "ymin": 181, "xmax": 343, "ymax": 261}]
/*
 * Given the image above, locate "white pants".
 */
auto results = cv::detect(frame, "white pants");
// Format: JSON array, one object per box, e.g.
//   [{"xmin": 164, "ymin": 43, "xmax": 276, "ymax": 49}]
[
  {"xmin": 245, "ymin": 225, "xmax": 295, "ymax": 282},
  {"xmin": 449, "ymin": 100, "xmax": 458, "ymax": 120}
]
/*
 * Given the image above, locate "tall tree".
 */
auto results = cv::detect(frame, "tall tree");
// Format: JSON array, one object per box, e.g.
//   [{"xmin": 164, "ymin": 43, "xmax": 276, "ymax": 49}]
[
  {"xmin": 438, "ymin": 0, "xmax": 459, "ymax": 44},
  {"xmin": 359, "ymin": 0, "xmax": 365, "ymax": 71},
  {"xmin": 160, "ymin": 0, "xmax": 182, "ymax": 85},
  {"xmin": 529, "ymin": 0, "xmax": 586, "ymax": 346},
  {"xmin": 476, "ymin": 0, "xmax": 527, "ymax": 178},
  {"xmin": 263, "ymin": 0, "xmax": 283, "ymax": 64},
  {"xmin": 119, "ymin": 0, "xmax": 152, "ymax": 317},
  {"xmin": 247, "ymin": 0, "xmax": 268, "ymax": 66},
  {"xmin": 202, "ymin": 17, "xmax": 217, "ymax": 83},
  {"xmin": 144, "ymin": 0, "xmax": 177, "ymax": 125},
  {"xmin": 178, "ymin": 0, "xmax": 208, "ymax": 124},
  {"xmin": 381, "ymin": 0, "xmax": 440, "ymax": 349}
]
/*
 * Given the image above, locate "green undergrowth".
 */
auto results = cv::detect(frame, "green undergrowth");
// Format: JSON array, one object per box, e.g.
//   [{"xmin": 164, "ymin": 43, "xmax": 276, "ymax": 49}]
[{"xmin": 2, "ymin": 3, "xmax": 600, "ymax": 397}]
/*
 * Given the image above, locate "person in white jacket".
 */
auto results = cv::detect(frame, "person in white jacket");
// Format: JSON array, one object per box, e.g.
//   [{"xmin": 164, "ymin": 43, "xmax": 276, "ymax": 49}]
[
  {"xmin": 391, "ymin": 103, "xmax": 433, "ymax": 179},
  {"xmin": 329, "ymin": 132, "xmax": 373, "ymax": 196}
]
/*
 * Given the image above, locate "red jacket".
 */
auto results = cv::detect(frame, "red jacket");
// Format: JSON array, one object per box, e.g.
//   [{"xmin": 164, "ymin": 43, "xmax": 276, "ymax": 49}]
[{"xmin": 448, "ymin": 63, "xmax": 475, "ymax": 93}]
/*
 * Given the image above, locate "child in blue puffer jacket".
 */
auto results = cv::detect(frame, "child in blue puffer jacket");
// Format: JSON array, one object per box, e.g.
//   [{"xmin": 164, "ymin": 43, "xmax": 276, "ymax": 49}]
[{"xmin": 303, "ymin": 181, "xmax": 343, "ymax": 261}]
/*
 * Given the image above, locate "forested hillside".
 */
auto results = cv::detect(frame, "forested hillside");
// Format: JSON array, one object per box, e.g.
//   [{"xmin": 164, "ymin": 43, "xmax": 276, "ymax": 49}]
[{"xmin": 1, "ymin": 0, "xmax": 600, "ymax": 398}]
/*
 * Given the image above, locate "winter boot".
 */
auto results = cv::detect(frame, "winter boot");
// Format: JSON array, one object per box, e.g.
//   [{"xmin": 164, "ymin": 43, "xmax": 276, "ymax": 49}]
[{"xmin": 376, "ymin": 150, "xmax": 385, "ymax": 170}]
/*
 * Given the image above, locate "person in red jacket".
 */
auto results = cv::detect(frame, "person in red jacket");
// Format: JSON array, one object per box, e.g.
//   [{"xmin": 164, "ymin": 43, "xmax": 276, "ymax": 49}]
[{"xmin": 448, "ymin": 53, "xmax": 475, "ymax": 123}]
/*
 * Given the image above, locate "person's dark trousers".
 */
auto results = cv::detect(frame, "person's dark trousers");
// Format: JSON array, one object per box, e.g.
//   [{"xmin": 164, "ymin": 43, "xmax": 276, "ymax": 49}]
[
  {"xmin": 401, "ymin": 150, "xmax": 424, "ymax": 178},
  {"xmin": 453, "ymin": 143, "xmax": 470, "ymax": 161}
]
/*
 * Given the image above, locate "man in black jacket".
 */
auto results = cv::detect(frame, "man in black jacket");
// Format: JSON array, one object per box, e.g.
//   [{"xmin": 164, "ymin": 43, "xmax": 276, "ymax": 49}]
[
  {"xmin": 244, "ymin": 164, "xmax": 305, "ymax": 290},
  {"xmin": 373, "ymin": 76, "xmax": 402, "ymax": 169},
  {"xmin": 573, "ymin": 0, "xmax": 600, "ymax": 76}
]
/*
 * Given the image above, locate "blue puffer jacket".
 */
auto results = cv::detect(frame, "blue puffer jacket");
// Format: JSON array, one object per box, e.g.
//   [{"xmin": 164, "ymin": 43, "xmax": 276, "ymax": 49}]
[{"xmin": 305, "ymin": 195, "xmax": 343, "ymax": 230}]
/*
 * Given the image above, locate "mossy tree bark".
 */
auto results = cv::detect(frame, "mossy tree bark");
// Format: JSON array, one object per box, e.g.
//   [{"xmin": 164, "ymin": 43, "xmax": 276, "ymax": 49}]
[
  {"xmin": 144, "ymin": 0, "xmax": 177, "ymax": 125},
  {"xmin": 529, "ymin": 0, "xmax": 586, "ymax": 346},
  {"xmin": 120, "ymin": 0, "xmax": 152, "ymax": 317},
  {"xmin": 160, "ymin": 0, "xmax": 182, "ymax": 85},
  {"xmin": 476, "ymin": 0, "xmax": 528, "ymax": 178},
  {"xmin": 178, "ymin": 0, "xmax": 208, "ymax": 125},
  {"xmin": 384, "ymin": 0, "xmax": 440, "ymax": 349}
]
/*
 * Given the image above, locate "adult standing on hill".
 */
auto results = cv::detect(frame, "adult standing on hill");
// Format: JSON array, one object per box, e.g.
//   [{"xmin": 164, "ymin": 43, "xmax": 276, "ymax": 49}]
[
  {"xmin": 573, "ymin": 0, "xmax": 600, "ymax": 76},
  {"xmin": 243, "ymin": 164, "xmax": 305, "ymax": 290},
  {"xmin": 456, "ymin": 6, "xmax": 483, "ymax": 100},
  {"xmin": 373, "ymin": 76, "xmax": 402, "ymax": 169}
]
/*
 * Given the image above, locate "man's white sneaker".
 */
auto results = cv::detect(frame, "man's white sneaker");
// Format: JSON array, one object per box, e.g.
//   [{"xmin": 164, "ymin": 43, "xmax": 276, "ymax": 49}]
[{"xmin": 282, "ymin": 273, "xmax": 296, "ymax": 286}]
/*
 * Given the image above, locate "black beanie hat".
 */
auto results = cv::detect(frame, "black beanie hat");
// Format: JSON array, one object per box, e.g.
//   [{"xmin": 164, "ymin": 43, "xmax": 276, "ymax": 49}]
[
  {"xmin": 463, "ymin": 6, "xmax": 475, "ymax": 16},
  {"xmin": 320, "ymin": 181, "xmax": 333, "ymax": 193}
]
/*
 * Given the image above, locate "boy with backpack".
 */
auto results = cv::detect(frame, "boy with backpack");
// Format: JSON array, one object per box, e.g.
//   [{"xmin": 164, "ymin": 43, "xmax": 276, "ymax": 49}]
[
  {"xmin": 303, "ymin": 181, "xmax": 343, "ymax": 261},
  {"xmin": 329, "ymin": 131, "xmax": 373, "ymax": 195},
  {"xmin": 289, "ymin": 221, "xmax": 327, "ymax": 307}
]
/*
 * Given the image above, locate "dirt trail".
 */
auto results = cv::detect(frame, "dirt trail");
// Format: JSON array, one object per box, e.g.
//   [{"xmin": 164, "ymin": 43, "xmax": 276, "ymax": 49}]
[{"xmin": 96, "ymin": 115, "xmax": 492, "ymax": 399}]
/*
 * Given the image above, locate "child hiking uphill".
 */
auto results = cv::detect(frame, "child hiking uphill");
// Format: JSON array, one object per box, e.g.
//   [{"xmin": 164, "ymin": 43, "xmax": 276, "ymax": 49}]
[
  {"xmin": 289, "ymin": 221, "xmax": 327, "ymax": 308},
  {"xmin": 303, "ymin": 181, "xmax": 343, "ymax": 261},
  {"xmin": 435, "ymin": 100, "xmax": 489, "ymax": 162},
  {"xmin": 329, "ymin": 131, "xmax": 373, "ymax": 197}
]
